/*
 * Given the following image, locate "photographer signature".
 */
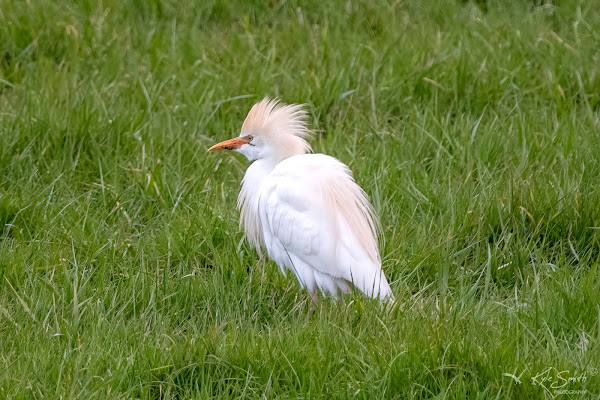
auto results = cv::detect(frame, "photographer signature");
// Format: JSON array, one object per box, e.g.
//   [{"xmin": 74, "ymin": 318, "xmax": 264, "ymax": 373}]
[{"xmin": 531, "ymin": 367, "xmax": 596, "ymax": 394}]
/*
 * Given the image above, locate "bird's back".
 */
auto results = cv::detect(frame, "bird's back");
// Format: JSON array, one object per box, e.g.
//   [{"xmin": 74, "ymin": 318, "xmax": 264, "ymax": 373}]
[{"xmin": 254, "ymin": 153, "xmax": 393, "ymax": 300}]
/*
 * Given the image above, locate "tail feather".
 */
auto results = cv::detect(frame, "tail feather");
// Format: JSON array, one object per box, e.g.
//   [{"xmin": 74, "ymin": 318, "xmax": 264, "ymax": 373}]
[{"xmin": 349, "ymin": 264, "xmax": 394, "ymax": 302}]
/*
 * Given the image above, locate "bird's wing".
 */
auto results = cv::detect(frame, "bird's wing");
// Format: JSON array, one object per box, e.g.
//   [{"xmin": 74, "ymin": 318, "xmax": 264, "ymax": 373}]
[
  {"xmin": 260, "ymin": 169, "xmax": 334, "ymax": 269},
  {"xmin": 257, "ymin": 154, "xmax": 391, "ymax": 298}
]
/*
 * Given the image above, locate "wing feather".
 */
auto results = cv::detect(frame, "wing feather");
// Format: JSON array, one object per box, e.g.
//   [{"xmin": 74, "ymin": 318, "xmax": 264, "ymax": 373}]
[{"xmin": 256, "ymin": 154, "xmax": 393, "ymax": 299}]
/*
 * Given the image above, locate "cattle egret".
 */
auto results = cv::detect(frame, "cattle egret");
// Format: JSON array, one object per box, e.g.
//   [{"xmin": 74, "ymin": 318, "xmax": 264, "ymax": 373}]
[{"xmin": 209, "ymin": 98, "xmax": 394, "ymax": 305}]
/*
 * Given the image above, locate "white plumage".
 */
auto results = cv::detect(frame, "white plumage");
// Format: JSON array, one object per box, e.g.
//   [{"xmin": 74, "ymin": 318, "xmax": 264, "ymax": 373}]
[{"xmin": 209, "ymin": 98, "xmax": 394, "ymax": 303}]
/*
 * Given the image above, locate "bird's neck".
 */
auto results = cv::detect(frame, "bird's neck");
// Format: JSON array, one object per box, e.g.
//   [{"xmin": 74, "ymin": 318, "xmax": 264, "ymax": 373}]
[
  {"xmin": 247, "ymin": 158, "xmax": 279, "ymax": 179},
  {"xmin": 237, "ymin": 158, "xmax": 279, "ymax": 251},
  {"xmin": 240, "ymin": 158, "xmax": 279, "ymax": 201}
]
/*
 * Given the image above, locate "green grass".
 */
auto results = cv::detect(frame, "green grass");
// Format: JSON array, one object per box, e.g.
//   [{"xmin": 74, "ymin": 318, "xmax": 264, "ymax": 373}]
[{"xmin": 1, "ymin": 0, "xmax": 600, "ymax": 398}]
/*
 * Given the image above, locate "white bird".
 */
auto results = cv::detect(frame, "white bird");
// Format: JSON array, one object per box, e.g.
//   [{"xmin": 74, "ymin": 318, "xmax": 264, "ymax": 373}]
[{"xmin": 209, "ymin": 98, "xmax": 394, "ymax": 306}]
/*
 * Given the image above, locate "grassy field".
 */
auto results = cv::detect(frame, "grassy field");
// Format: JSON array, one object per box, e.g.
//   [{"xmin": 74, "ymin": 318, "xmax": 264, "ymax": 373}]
[{"xmin": 1, "ymin": 0, "xmax": 600, "ymax": 398}]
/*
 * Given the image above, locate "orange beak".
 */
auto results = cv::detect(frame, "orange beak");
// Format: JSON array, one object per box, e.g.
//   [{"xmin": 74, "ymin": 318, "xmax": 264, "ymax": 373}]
[{"xmin": 208, "ymin": 137, "xmax": 250, "ymax": 151}]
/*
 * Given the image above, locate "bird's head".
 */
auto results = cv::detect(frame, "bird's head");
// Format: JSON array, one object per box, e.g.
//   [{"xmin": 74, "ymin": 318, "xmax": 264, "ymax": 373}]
[{"xmin": 208, "ymin": 98, "xmax": 312, "ymax": 163}]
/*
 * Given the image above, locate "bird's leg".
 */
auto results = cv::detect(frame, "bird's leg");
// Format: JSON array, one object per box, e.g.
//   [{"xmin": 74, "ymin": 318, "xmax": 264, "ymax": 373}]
[{"xmin": 309, "ymin": 291, "xmax": 318, "ymax": 314}]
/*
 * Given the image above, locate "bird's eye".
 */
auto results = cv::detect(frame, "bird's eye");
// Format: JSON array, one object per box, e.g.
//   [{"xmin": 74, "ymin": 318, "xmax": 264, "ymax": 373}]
[{"xmin": 247, "ymin": 135, "xmax": 254, "ymax": 141}]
